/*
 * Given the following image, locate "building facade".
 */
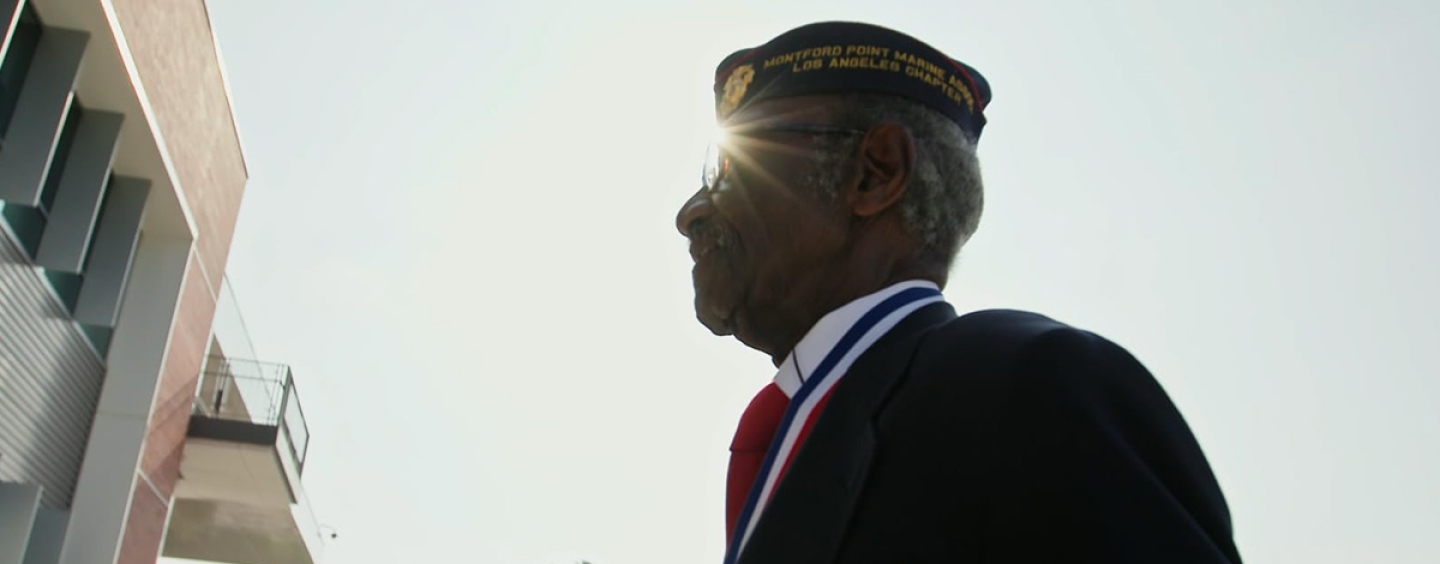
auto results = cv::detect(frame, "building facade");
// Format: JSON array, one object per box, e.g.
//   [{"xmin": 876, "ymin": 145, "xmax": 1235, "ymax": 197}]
[{"xmin": 0, "ymin": 1, "xmax": 319, "ymax": 563}]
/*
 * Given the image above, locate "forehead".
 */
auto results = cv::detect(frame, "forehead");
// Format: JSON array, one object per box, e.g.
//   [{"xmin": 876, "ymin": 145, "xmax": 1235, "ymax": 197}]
[{"xmin": 722, "ymin": 94, "xmax": 841, "ymax": 132}]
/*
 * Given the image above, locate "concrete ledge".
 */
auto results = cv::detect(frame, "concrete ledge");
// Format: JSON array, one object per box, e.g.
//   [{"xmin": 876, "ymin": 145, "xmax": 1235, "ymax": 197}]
[{"xmin": 162, "ymin": 499, "xmax": 313, "ymax": 564}]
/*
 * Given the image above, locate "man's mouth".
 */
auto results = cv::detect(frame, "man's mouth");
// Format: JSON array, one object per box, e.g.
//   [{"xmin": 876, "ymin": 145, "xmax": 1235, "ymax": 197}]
[
  {"xmin": 692, "ymin": 241, "xmax": 723, "ymax": 261},
  {"xmin": 688, "ymin": 222, "xmax": 734, "ymax": 263}
]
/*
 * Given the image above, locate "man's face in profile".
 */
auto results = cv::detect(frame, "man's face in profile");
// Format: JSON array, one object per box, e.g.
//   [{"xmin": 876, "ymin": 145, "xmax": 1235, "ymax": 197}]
[{"xmin": 676, "ymin": 96, "xmax": 852, "ymax": 346}]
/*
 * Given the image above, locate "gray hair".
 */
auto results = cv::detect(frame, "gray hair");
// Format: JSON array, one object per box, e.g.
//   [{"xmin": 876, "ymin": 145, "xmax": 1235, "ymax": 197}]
[{"xmin": 806, "ymin": 93, "xmax": 984, "ymax": 268}]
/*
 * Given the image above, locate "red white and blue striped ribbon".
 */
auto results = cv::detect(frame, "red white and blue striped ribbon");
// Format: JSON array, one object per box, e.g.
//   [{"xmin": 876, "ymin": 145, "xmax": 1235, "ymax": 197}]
[{"xmin": 723, "ymin": 284, "xmax": 944, "ymax": 564}]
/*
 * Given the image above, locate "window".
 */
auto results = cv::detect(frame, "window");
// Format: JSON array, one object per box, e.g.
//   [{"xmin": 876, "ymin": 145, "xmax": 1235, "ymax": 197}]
[
  {"xmin": 41, "ymin": 172, "xmax": 100, "ymax": 314},
  {"xmin": 0, "ymin": 4, "xmax": 43, "ymax": 139},
  {"xmin": 45, "ymin": 174, "xmax": 119, "ymax": 318},
  {"xmin": 0, "ymin": 6, "xmax": 121, "ymax": 359},
  {"xmin": 38, "ymin": 100, "xmax": 83, "ymax": 214},
  {"xmin": 2, "ymin": 98, "xmax": 84, "ymax": 258},
  {"xmin": 0, "ymin": 98, "xmax": 111, "ymax": 356},
  {"xmin": 76, "ymin": 189, "xmax": 117, "ymax": 356}
]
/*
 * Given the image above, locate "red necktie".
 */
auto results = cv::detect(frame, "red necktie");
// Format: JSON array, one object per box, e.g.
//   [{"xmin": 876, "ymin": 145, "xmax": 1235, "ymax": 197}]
[
  {"xmin": 724, "ymin": 382, "xmax": 838, "ymax": 544},
  {"xmin": 726, "ymin": 383, "xmax": 788, "ymax": 544}
]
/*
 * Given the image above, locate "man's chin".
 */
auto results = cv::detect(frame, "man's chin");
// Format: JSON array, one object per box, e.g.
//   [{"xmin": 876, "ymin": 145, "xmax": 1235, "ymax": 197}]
[
  {"xmin": 694, "ymin": 297, "xmax": 736, "ymax": 336},
  {"xmin": 696, "ymin": 308, "xmax": 735, "ymax": 336}
]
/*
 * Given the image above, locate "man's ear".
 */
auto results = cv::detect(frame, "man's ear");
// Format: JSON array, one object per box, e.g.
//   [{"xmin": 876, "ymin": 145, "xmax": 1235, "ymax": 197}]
[{"xmin": 845, "ymin": 122, "xmax": 915, "ymax": 217}]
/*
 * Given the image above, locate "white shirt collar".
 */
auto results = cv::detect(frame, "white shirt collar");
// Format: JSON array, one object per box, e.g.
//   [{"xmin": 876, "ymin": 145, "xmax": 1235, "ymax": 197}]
[{"xmin": 773, "ymin": 280, "xmax": 942, "ymax": 397}]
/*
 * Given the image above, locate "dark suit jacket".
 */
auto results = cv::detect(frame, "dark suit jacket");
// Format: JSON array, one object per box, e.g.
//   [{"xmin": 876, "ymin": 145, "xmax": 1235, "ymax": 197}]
[{"xmin": 738, "ymin": 303, "xmax": 1242, "ymax": 564}]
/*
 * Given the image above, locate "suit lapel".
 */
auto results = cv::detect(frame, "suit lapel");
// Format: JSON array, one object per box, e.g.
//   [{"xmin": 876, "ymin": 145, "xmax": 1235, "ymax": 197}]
[{"xmin": 739, "ymin": 302, "xmax": 957, "ymax": 564}]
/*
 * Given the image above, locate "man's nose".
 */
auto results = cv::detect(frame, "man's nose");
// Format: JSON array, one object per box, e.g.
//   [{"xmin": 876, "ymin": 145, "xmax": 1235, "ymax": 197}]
[{"xmin": 676, "ymin": 188, "xmax": 712, "ymax": 237}]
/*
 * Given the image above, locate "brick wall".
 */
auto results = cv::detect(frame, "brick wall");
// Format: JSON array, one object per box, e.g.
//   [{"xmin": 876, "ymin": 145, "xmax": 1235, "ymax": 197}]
[
  {"xmin": 112, "ymin": 0, "xmax": 248, "ymax": 292},
  {"xmin": 108, "ymin": 0, "xmax": 248, "ymax": 562},
  {"xmin": 141, "ymin": 259, "xmax": 214, "ymax": 498},
  {"xmin": 116, "ymin": 476, "xmax": 168, "ymax": 564}
]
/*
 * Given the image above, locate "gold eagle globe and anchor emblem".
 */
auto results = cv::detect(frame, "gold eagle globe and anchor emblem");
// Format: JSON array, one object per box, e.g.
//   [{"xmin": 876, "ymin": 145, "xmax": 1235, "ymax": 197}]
[{"xmin": 719, "ymin": 64, "xmax": 756, "ymax": 117}]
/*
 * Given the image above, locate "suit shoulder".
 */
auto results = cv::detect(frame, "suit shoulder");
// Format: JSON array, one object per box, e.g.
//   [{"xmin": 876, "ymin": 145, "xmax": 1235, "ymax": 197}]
[
  {"xmin": 942, "ymin": 308, "xmax": 1074, "ymax": 339},
  {"xmin": 924, "ymin": 311, "xmax": 1194, "ymax": 457},
  {"xmin": 919, "ymin": 308, "xmax": 1078, "ymax": 365},
  {"xmin": 913, "ymin": 309, "xmax": 1152, "ymax": 395}
]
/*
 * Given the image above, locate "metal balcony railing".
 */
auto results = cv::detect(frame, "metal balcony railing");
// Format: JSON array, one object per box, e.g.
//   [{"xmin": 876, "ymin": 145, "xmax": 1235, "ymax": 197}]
[{"xmin": 194, "ymin": 355, "xmax": 312, "ymax": 472}]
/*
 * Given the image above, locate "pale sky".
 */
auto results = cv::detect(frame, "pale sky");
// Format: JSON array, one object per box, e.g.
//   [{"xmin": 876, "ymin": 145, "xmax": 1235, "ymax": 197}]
[{"xmin": 186, "ymin": 1, "xmax": 1440, "ymax": 563}]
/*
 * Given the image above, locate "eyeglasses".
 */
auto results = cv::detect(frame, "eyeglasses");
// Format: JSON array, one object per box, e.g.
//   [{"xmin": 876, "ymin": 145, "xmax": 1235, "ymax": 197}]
[{"xmin": 701, "ymin": 123, "xmax": 864, "ymax": 193}]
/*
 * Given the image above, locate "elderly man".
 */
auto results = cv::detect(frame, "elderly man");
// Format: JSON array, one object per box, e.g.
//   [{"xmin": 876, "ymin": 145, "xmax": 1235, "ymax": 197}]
[{"xmin": 675, "ymin": 22, "xmax": 1243, "ymax": 564}]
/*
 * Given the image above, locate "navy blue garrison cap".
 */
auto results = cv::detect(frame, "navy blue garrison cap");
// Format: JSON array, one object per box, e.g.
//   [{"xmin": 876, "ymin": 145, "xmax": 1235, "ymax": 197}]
[{"xmin": 714, "ymin": 22, "xmax": 991, "ymax": 140}]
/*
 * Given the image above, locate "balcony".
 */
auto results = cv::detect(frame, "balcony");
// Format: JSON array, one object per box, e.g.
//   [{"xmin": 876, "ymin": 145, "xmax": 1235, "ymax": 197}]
[{"xmin": 160, "ymin": 352, "xmax": 322, "ymax": 564}]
